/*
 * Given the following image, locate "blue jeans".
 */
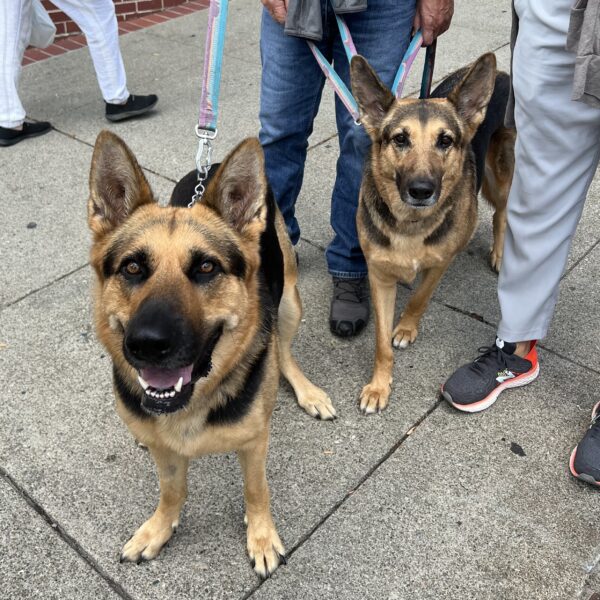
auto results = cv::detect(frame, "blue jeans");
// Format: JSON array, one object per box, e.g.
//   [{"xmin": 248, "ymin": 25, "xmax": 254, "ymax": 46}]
[{"xmin": 259, "ymin": 0, "xmax": 416, "ymax": 278}]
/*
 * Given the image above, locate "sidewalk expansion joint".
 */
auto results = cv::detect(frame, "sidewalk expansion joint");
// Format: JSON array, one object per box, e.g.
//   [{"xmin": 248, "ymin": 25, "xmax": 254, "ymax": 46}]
[
  {"xmin": 563, "ymin": 237, "xmax": 600, "ymax": 280},
  {"xmin": 240, "ymin": 398, "xmax": 443, "ymax": 599},
  {"xmin": 0, "ymin": 466, "xmax": 135, "ymax": 600},
  {"xmin": 1, "ymin": 263, "xmax": 89, "ymax": 313},
  {"xmin": 299, "ymin": 237, "xmax": 326, "ymax": 252},
  {"xmin": 434, "ymin": 299, "xmax": 600, "ymax": 377},
  {"xmin": 45, "ymin": 125, "xmax": 178, "ymax": 185}
]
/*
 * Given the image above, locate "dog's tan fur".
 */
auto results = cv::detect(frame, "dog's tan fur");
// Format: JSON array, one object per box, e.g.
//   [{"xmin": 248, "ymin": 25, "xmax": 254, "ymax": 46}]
[
  {"xmin": 350, "ymin": 53, "xmax": 515, "ymax": 413},
  {"xmin": 88, "ymin": 132, "xmax": 334, "ymax": 578}
]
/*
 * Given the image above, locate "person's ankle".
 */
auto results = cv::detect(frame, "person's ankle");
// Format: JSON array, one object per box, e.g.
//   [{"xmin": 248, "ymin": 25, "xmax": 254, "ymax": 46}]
[{"xmin": 514, "ymin": 340, "xmax": 532, "ymax": 358}]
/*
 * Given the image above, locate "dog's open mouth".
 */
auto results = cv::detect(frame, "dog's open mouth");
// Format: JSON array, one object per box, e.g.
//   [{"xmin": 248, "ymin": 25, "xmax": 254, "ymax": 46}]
[
  {"xmin": 131, "ymin": 325, "xmax": 224, "ymax": 415},
  {"xmin": 137, "ymin": 364, "xmax": 195, "ymax": 414},
  {"xmin": 138, "ymin": 364, "xmax": 193, "ymax": 398}
]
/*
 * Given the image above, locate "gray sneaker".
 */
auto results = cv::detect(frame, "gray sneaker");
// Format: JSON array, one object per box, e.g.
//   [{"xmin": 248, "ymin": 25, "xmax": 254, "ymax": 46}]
[
  {"xmin": 329, "ymin": 277, "xmax": 369, "ymax": 338},
  {"xmin": 570, "ymin": 401, "xmax": 600, "ymax": 487}
]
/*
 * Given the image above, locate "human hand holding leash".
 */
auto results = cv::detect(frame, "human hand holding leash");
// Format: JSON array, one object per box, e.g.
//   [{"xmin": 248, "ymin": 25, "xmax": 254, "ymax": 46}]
[
  {"xmin": 262, "ymin": 0, "xmax": 288, "ymax": 24},
  {"xmin": 414, "ymin": 0, "xmax": 454, "ymax": 46}
]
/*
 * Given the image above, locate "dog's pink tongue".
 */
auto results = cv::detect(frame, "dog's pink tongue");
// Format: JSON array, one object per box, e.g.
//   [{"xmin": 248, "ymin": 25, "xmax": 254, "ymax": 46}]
[{"xmin": 140, "ymin": 365, "xmax": 193, "ymax": 390}]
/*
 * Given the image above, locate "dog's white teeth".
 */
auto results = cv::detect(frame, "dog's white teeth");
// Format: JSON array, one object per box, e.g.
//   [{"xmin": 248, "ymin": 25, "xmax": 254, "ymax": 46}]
[
  {"xmin": 170, "ymin": 391, "xmax": 176, "ymax": 398},
  {"xmin": 138, "ymin": 375, "xmax": 150, "ymax": 390},
  {"xmin": 145, "ymin": 389, "xmax": 152, "ymax": 396},
  {"xmin": 175, "ymin": 377, "xmax": 183, "ymax": 393}
]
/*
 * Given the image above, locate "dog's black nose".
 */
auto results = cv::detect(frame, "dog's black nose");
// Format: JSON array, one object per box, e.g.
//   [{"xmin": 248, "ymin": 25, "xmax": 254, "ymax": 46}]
[
  {"xmin": 123, "ymin": 298, "xmax": 192, "ymax": 366},
  {"xmin": 126, "ymin": 325, "xmax": 173, "ymax": 363},
  {"xmin": 408, "ymin": 180, "xmax": 435, "ymax": 201}
]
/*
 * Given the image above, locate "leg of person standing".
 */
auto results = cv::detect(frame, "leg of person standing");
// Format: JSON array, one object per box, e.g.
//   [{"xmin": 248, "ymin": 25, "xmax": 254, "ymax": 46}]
[
  {"xmin": 441, "ymin": 0, "xmax": 600, "ymax": 476},
  {"xmin": 0, "ymin": 0, "xmax": 52, "ymax": 146},
  {"xmin": 259, "ymin": 3, "xmax": 328, "ymax": 254},
  {"xmin": 326, "ymin": 0, "xmax": 416, "ymax": 336},
  {"xmin": 260, "ymin": 0, "xmax": 417, "ymax": 337},
  {"xmin": 50, "ymin": 0, "xmax": 158, "ymax": 121}
]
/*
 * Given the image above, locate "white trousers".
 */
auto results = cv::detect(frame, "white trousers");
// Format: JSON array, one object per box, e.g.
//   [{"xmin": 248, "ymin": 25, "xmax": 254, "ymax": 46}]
[
  {"xmin": 497, "ymin": 0, "xmax": 600, "ymax": 342},
  {"xmin": 0, "ymin": 0, "xmax": 129, "ymax": 128}
]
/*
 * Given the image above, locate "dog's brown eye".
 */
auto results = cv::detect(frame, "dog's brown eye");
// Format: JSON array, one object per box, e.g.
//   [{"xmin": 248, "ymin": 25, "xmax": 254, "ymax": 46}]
[
  {"xmin": 125, "ymin": 262, "xmax": 141, "ymax": 275},
  {"xmin": 120, "ymin": 257, "xmax": 148, "ymax": 283},
  {"xmin": 393, "ymin": 133, "xmax": 409, "ymax": 148},
  {"xmin": 199, "ymin": 261, "xmax": 214, "ymax": 274},
  {"xmin": 438, "ymin": 134, "xmax": 453, "ymax": 149},
  {"xmin": 189, "ymin": 257, "xmax": 221, "ymax": 284}
]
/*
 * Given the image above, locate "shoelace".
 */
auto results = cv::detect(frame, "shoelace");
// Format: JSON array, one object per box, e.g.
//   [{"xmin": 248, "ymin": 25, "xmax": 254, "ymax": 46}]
[
  {"xmin": 469, "ymin": 345, "xmax": 510, "ymax": 376},
  {"xmin": 333, "ymin": 279, "xmax": 367, "ymax": 304}
]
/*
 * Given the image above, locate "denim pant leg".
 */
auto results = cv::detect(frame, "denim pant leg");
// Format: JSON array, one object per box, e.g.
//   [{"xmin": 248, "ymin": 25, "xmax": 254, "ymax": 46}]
[
  {"xmin": 326, "ymin": 0, "xmax": 416, "ymax": 278},
  {"xmin": 259, "ymin": 8, "xmax": 327, "ymax": 245}
]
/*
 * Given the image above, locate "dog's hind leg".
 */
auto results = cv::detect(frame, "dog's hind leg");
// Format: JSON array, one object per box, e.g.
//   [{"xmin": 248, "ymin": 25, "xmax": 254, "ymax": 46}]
[
  {"xmin": 277, "ymin": 280, "xmax": 337, "ymax": 420},
  {"xmin": 120, "ymin": 446, "xmax": 189, "ymax": 563},
  {"xmin": 392, "ymin": 264, "xmax": 449, "ymax": 349},
  {"xmin": 238, "ymin": 433, "xmax": 285, "ymax": 578},
  {"xmin": 483, "ymin": 126, "xmax": 515, "ymax": 273}
]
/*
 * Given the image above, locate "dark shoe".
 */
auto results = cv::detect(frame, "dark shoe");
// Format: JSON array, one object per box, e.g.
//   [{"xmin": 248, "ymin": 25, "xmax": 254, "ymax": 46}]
[
  {"xmin": 441, "ymin": 338, "xmax": 539, "ymax": 413},
  {"xmin": 0, "ymin": 121, "xmax": 52, "ymax": 147},
  {"xmin": 570, "ymin": 401, "xmax": 600, "ymax": 487},
  {"xmin": 105, "ymin": 94, "xmax": 158, "ymax": 122},
  {"xmin": 329, "ymin": 277, "xmax": 369, "ymax": 338}
]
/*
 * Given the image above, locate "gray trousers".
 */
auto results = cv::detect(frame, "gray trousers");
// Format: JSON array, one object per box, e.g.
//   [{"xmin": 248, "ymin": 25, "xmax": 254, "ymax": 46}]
[{"xmin": 497, "ymin": 0, "xmax": 600, "ymax": 342}]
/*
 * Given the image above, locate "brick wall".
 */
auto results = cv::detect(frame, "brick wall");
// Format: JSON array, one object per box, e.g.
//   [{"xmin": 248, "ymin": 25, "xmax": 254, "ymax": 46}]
[{"xmin": 42, "ymin": 0, "xmax": 191, "ymax": 39}]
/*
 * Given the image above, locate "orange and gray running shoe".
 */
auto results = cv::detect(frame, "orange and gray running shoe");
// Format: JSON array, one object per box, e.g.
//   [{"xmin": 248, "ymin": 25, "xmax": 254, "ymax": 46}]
[{"xmin": 441, "ymin": 338, "xmax": 539, "ymax": 413}]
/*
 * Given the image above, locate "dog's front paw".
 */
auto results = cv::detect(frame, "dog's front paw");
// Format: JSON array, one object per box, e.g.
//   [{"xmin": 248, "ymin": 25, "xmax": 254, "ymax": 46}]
[
  {"xmin": 297, "ymin": 385, "xmax": 337, "ymax": 420},
  {"xmin": 490, "ymin": 247, "xmax": 502, "ymax": 273},
  {"xmin": 246, "ymin": 519, "xmax": 286, "ymax": 579},
  {"xmin": 120, "ymin": 514, "xmax": 178, "ymax": 563},
  {"xmin": 359, "ymin": 383, "xmax": 390, "ymax": 414},
  {"xmin": 392, "ymin": 320, "xmax": 418, "ymax": 349}
]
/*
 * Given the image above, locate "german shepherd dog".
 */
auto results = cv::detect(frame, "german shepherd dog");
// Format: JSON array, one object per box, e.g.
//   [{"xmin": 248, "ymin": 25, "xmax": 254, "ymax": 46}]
[
  {"xmin": 349, "ymin": 53, "xmax": 515, "ymax": 414},
  {"xmin": 87, "ymin": 132, "xmax": 336, "ymax": 577}
]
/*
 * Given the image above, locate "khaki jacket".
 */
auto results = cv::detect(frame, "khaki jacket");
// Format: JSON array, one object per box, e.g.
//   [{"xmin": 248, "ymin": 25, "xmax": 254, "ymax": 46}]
[
  {"xmin": 506, "ymin": 0, "xmax": 600, "ymax": 127},
  {"xmin": 568, "ymin": 0, "xmax": 600, "ymax": 109},
  {"xmin": 284, "ymin": 0, "xmax": 367, "ymax": 41}
]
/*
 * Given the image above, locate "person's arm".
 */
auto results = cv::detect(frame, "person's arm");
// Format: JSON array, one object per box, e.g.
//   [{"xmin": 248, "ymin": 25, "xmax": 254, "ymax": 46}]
[
  {"xmin": 262, "ymin": 0, "xmax": 288, "ymax": 24},
  {"xmin": 413, "ymin": 0, "xmax": 454, "ymax": 46}
]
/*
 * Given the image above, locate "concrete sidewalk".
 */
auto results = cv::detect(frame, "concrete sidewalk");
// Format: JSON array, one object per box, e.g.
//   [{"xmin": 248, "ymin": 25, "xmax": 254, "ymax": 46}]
[{"xmin": 1, "ymin": 1, "xmax": 599, "ymax": 599}]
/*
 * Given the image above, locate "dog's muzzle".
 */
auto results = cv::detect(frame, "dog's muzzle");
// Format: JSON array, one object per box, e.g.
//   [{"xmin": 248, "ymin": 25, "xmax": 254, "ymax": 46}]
[
  {"xmin": 122, "ymin": 298, "xmax": 222, "ymax": 414},
  {"xmin": 398, "ymin": 175, "xmax": 439, "ymax": 208}
]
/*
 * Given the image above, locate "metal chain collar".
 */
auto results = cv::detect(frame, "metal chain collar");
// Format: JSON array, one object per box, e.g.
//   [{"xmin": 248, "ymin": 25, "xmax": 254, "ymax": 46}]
[{"xmin": 189, "ymin": 127, "xmax": 218, "ymax": 208}]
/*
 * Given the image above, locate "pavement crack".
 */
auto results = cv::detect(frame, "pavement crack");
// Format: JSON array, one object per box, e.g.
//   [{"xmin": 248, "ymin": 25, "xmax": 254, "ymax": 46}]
[
  {"xmin": 435, "ymin": 300, "xmax": 600, "ymax": 377},
  {"xmin": 2, "ymin": 263, "xmax": 89, "ymax": 312},
  {"xmin": 299, "ymin": 237, "xmax": 326, "ymax": 252},
  {"xmin": 563, "ymin": 237, "xmax": 600, "ymax": 279},
  {"xmin": 241, "ymin": 398, "xmax": 442, "ymax": 599},
  {"xmin": 0, "ymin": 466, "xmax": 135, "ymax": 600}
]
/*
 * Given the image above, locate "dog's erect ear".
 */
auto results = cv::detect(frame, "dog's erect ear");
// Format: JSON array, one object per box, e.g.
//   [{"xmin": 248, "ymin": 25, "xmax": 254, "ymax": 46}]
[
  {"xmin": 204, "ymin": 138, "xmax": 267, "ymax": 234},
  {"xmin": 448, "ymin": 53, "xmax": 497, "ymax": 139},
  {"xmin": 88, "ymin": 130, "xmax": 154, "ymax": 238},
  {"xmin": 350, "ymin": 55, "xmax": 395, "ymax": 138}
]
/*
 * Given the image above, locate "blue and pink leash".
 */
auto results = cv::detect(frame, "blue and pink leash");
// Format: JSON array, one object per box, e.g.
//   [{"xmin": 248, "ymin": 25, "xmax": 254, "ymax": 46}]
[{"xmin": 191, "ymin": 0, "xmax": 436, "ymax": 205}]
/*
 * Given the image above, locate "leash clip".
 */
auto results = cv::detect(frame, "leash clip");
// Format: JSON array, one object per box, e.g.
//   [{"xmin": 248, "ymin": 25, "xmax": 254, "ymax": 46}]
[{"xmin": 189, "ymin": 128, "xmax": 218, "ymax": 208}]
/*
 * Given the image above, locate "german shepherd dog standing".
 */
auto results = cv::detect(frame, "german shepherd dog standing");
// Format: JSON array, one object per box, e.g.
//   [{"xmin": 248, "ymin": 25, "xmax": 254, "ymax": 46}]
[
  {"xmin": 350, "ymin": 53, "xmax": 515, "ymax": 414},
  {"xmin": 87, "ymin": 132, "xmax": 336, "ymax": 577}
]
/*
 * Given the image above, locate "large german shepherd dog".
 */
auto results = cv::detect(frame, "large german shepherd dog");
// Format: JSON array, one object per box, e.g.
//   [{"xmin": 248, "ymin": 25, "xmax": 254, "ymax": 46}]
[
  {"xmin": 87, "ymin": 132, "xmax": 335, "ymax": 577},
  {"xmin": 350, "ymin": 53, "xmax": 515, "ymax": 414}
]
